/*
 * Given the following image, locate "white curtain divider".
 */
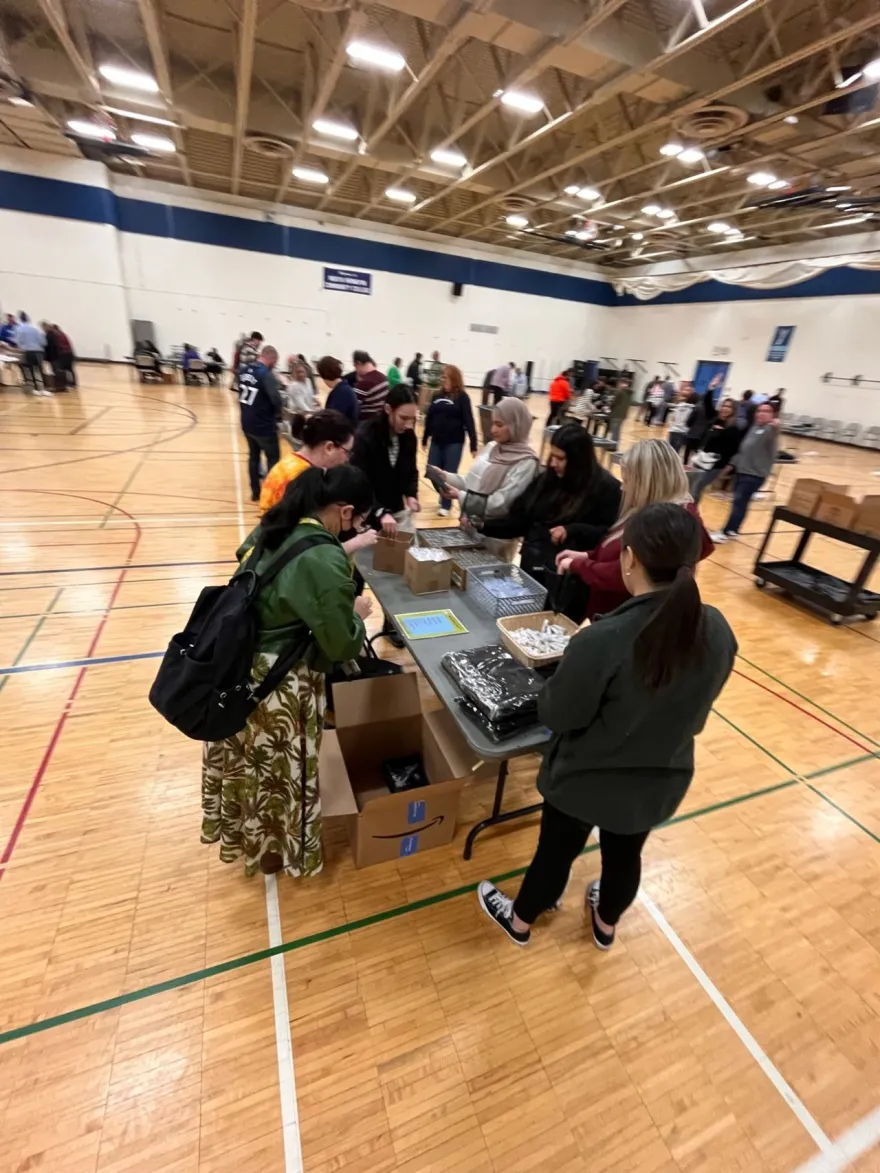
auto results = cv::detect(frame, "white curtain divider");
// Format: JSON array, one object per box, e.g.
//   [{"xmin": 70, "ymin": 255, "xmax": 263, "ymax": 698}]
[{"xmin": 613, "ymin": 252, "xmax": 880, "ymax": 301}]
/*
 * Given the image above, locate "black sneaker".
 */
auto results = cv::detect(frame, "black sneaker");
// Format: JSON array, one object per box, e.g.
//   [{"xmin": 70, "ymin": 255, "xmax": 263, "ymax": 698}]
[
  {"xmin": 587, "ymin": 880, "xmax": 615, "ymax": 950},
  {"xmin": 477, "ymin": 882, "xmax": 530, "ymax": 947},
  {"xmin": 382, "ymin": 623, "xmax": 405, "ymax": 650},
  {"xmin": 250, "ymin": 492, "xmax": 260, "ymax": 503}
]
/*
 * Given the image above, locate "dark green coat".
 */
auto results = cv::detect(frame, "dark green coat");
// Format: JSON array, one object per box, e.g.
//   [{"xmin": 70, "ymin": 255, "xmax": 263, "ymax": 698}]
[
  {"xmin": 237, "ymin": 519, "xmax": 365, "ymax": 670},
  {"xmin": 537, "ymin": 592, "xmax": 737, "ymax": 834}
]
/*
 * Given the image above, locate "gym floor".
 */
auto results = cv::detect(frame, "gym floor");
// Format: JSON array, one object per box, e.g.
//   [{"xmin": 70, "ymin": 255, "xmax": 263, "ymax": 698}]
[{"xmin": 0, "ymin": 367, "xmax": 878, "ymax": 1173}]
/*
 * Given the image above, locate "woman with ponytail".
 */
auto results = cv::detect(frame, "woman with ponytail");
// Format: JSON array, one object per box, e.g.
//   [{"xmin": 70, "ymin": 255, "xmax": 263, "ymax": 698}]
[
  {"xmin": 201, "ymin": 465, "xmax": 374, "ymax": 880},
  {"xmin": 478, "ymin": 503, "xmax": 736, "ymax": 950}
]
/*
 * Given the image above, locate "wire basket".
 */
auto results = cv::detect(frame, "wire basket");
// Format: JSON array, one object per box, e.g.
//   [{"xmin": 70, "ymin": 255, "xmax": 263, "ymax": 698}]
[
  {"xmin": 466, "ymin": 563, "xmax": 548, "ymax": 619},
  {"xmin": 417, "ymin": 526, "xmax": 485, "ymax": 550}
]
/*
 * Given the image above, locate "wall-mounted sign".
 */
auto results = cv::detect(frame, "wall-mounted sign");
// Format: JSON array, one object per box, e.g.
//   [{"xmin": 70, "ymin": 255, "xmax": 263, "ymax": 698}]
[
  {"xmin": 323, "ymin": 267, "xmax": 372, "ymax": 295},
  {"xmin": 767, "ymin": 325, "xmax": 796, "ymax": 363},
  {"xmin": 711, "ymin": 345, "xmax": 731, "ymax": 357},
  {"xmin": 469, "ymin": 323, "xmax": 499, "ymax": 334}
]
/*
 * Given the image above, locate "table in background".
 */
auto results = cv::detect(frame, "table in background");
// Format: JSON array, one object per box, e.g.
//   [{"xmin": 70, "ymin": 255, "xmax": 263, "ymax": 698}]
[
  {"xmin": 357, "ymin": 548, "xmax": 550, "ymax": 857},
  {"xmin": 0, "ymin": 354, "xmax": 22, "ymax": 386}
]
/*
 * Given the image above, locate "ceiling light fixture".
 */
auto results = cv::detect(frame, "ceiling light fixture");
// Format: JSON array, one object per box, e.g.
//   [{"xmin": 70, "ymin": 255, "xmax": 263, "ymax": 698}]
[
  {"xmin": 659, "ymin": 142, "xmax": 683, "ymax": 156},
  {"xmin": 564, "ymin": 184, "xmax": 580, "ymax": 195},
  {"xmin": 748, "ymin": 171, "xmax": 777, "ymax": 186},
  {"xmin": 292, "ymin": 165, "xmax": 329, "ymax": 185},
  {"xmin": 708, "ymin": 221, "xmax": 731, "ymax": 233},
  {"xmin": 66, "ymin": 119, "xmax": 116, "ymax": 141},
  {"xmin": 677, "ymin": 147, "xmax": 704, "ymax": 164},
  {"xmin": 500, "ymin": 90, "xmax": 544, "ymax": 115},
  {"xmin": 864, "ymin": 58, "xmax": 880, "ymax": 80},
  {"xmin": 784, "ymin": 114, "xmax": 799, "ymax": 125},
  {"xmin": 430, "ymin": 147, "xmax": 467, "ymax": 168},
  {"xmin": 346, "ymin": 40, "xmax": 406, "ymax": 72},
  {"xmin": 826, "ymin": 213, "xmax": 872, "ymax": 228},
  {"xmin": 312, "ymin": 117, "xmax": 359, "ymax": 141},
  {"xmin": 642, "ymin": 204, "xmax": 661, "ymax": 215},
  {"xmin": 827, "ymin": 185, "xmax": 852, "ymax": 192},
  {"xmin": 385, "ymin": 186, "xmax": 416, "ymax": 203},
  {"xmin": 835, "ymin": 71, "xmax": 862, "ymax": 88},
  {"xmin": 101, "ymin": 106, "xmax": 178, "ymax": 127},
  {"xmin": 640, "ymin": 250, "xmax": 674, "ymax": 259},
  {"xmin": 577, "ymin": 187, "xmax": 600, "ymax": 201},
  {"xmin": 565, "ymin": 229, "xmax": 579, "ymax": 236},
  {"xmin": 656, "ymin": 208, "xmax": 676, "ymax": 219},
  {"xmin": 131, "ymin": 131, "xmax": 175, "ymax": 152},
  {"xmin": 767, "ymin": 179, "xmax": 789, "ymax": 190},
  {"xmin": 98, "ymin": 64, "xmax": 159, "ymax": 93},
  {"xmin": 8, "ymin": 94, "xmax": 34, "ymax": 108},
  {"xmin": 505, "ymin": 214, "xmax": 529, "ymax": 228},
  {"xmin": 631, "ymin": 232, "xmax": 644, "ymax": 240}
]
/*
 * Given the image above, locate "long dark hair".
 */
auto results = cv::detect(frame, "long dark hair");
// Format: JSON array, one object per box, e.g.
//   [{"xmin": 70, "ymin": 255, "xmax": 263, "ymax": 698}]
[
  {"xmin": 290, "ymin": 408, "xmax": 353, "ymax": 446},
  {"xmin": 375, "ymin": 384, "xmax": 415, "ymax": 437},
  {"xmin": 260, "ymin": 465, "xmax": 373, "ymax": 550},
  {"xmin": 623, "ymin": 503, "xmax": 706, "ymax": 690},
  {"xmin": 538, "ymin": 423, "xmax": 603, "ymax": 520}
]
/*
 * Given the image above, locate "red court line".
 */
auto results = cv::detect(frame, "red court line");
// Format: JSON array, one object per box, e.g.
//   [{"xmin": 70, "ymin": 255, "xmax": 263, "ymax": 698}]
[
  {"xmin": 0, "ymin": 490, "xmax": 141, "ymax": 880},
  {"xmin": 731, "ymin": 668, "xmax": 874, "ymax": 755}
]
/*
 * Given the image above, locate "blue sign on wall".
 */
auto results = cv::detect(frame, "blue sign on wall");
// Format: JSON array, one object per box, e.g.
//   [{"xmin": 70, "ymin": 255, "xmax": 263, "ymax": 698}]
[
  {"xmin": 323, "ymin": 266, "xmax": 372, "ymax": 295},
  {"xmin": 767, "ymin": 325, "xmax": 796, "ymax": 362}
]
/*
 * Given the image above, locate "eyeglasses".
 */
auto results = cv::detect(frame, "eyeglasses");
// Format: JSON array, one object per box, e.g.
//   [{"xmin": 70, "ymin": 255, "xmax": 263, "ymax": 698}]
[{"xmin": 335, "ymin": 443, "xmax": 354, "ymax": 460}]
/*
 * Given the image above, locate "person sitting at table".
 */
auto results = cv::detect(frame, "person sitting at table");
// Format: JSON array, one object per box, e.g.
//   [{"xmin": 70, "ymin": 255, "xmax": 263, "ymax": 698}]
[
  {"xmin": 0, "ymin": 313, "xmax": 17, "ymax": 347},
  {"xmin": 204, "ymin": 347, "xmax": 224, "ymax": 385},
  {"xmin": 135, "ymin": 338, "xmax": 162, "ymax": 377},
  {"xmin": 477, "ymin": 502, "xmax": 737, "ymax": 950},
  {"xmin": 556, "ymin": 438, "xmax": 714, "ymax": 621},
  {"xmin": 182, "ymin": 343, "xmax": 201, "ymax": 381},
  {"xmin": 431, "ymin": 397, "xmax": 539, "ymax": 550},
  {"xmin": 480, "ymin": 424, "xmax": 621, "ymax": 596}
]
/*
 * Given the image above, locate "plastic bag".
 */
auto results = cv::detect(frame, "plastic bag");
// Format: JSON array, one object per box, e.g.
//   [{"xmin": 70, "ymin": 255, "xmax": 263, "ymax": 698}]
[
  {"xmin": 442, "ymin": 643, "xmax": 544, "ymax": 725},
  {"xmin": 382, "ymin": 753, "xmax": 428, "ymax": 794}
]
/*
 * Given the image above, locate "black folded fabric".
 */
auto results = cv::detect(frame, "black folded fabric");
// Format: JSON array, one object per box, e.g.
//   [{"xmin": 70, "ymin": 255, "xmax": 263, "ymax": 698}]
[
  {"xmin": 382, "ymin": 753, "xmax": 429, "ymax": 794},
  {"xmin": 442, "ymin": 644, "xmax": 543, "ymax": 726}
]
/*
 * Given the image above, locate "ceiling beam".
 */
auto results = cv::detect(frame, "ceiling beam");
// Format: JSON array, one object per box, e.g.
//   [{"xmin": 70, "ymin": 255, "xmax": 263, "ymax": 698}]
[
  {"xmin": 36, "ymin": 0, "xmax": 101, "ymax": 98},
  {"xmin": 136, "ymin": 0, "xmax": 193, "ymax": 184},
  {"xmin": 274, "ymin": 6, "xmax": 368, "ymax": 203},
  {"xmin": 230, "ymin": 0, "xmax": 258, "ymax": 194}
]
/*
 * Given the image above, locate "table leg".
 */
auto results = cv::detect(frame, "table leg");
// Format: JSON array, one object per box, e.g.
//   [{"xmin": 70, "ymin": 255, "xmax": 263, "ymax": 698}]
[{"xmin": 462, "ymin": 759, "xmax": 543, "ymax": 860}]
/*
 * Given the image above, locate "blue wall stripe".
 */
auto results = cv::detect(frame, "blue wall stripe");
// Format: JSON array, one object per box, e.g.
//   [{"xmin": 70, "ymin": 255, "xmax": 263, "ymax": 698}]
[{"xmin": 3, "ymin": 167, "xmax": 880, "ymax": 307}]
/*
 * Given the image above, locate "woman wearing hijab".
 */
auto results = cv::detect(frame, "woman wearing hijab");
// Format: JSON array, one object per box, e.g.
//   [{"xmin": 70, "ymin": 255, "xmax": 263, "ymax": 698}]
[{"xmin": 431, "ymin": 398, "xmax": 538, "ymax": 543}]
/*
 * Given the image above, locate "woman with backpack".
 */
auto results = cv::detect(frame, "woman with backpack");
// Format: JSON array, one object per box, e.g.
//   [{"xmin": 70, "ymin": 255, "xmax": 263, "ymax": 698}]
[{"xmin": 201, "ymin": 465, "xmax": 374, "ymax": 879}]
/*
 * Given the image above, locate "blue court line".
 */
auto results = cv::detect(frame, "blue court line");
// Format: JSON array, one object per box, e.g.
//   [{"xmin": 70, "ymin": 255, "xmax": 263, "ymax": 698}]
[
  {"xmin": 0, "ymin": 559, "xmax": 234, "ymax": 577},
  {"xmin": 0, "ymin": 650, "xmax": 163, "ymax": 676}
]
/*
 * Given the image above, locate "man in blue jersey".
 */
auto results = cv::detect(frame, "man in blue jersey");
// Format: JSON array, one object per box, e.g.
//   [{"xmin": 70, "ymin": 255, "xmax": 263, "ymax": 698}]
[{"xmin": 239, "ymin": 344, "xmax": 282, "ymax": 502}]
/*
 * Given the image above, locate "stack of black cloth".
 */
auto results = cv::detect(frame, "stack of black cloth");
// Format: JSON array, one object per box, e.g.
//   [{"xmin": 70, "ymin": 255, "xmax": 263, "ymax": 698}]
[{"xmin": 442, "ymin": 644, "xmax": 544, "ymax": 741}]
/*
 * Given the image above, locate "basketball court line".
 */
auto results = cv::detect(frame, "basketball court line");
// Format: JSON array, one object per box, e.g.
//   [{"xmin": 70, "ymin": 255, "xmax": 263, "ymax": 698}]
[{"xmin": 791, "ymin": 1107, "xmax": 880, "ymax": 1173}]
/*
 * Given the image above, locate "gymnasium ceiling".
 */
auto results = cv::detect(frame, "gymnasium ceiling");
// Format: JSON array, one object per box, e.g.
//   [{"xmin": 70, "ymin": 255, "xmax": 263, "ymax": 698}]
[{"xmin": 1, "ymin": 0, "xmax": 879, "ymax": 269}]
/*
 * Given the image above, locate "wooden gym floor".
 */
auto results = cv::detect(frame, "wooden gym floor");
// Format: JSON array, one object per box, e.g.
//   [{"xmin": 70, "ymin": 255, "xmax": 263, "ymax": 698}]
[{"xmin": 0, "ymin": 366, "xmax": 878, "ymax": 1173}]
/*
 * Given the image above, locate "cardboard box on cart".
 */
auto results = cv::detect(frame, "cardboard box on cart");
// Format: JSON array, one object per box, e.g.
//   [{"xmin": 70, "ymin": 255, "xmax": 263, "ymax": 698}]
[{"xmin": 318, "ymin": 673, "xmax": 482, "ymax": 867}]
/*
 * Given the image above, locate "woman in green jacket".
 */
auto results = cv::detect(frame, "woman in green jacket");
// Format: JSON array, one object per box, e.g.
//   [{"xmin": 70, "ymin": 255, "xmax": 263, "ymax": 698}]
[
  {"xmin": 478, "ymin": 503, "xmax": 737, "ymax": 949},
  {"xmin": 201, "ymin": 465, "xmax": 374, "ymax": 879}
]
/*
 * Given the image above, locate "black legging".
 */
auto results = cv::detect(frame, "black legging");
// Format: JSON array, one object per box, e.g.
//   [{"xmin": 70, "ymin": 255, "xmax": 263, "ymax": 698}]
[{"xmin": 513, "ymin": 801, "xmax": 649, "ymax": 925}]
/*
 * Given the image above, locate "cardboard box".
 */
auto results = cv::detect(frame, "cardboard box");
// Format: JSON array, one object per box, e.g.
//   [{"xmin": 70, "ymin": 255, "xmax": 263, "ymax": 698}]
[
  {"xmin": 814, "ymin": 490, "xmax": 859, "ymax": 530},
  {"xmin": 404, "ymin": 548, "xmax": 452, "ymax": 594},
  {"xmin": 853, "ymin": 495, "xmax": 880, "ymax": 539},
  {"xmin": 319, "ymin": 674, "xmax": 476, "ymax": 867},
  {"xmin": 787, "ymin": 479, "xmax": 848, "ymax": 517},
  {"xmin": 373, "ymin": 530, "xmax": 414, "ymax": 574}
]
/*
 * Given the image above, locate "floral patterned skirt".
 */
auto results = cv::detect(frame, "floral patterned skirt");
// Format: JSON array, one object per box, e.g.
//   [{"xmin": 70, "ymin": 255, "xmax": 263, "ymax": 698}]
[{"xmin": 201, "ymin": 654, "xmax": 325, "ymax": 878}]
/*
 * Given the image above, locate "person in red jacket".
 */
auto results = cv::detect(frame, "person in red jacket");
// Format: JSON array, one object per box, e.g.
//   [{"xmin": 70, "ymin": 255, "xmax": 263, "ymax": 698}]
[
  {"xmin": 555, "ymin": 438, "xmax": 714, "ymax": 620},
  {"xmin": 547, "ymin": 369, "xmax": 573, "ymax": 426}
]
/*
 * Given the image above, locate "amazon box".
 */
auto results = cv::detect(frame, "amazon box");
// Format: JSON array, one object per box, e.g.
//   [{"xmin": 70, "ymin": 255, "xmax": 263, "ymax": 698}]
[
  {"xmin": 814, "ymin": 490, "xmax": 859, "ymax": 529},
  {"xmin": 373, "ymin": 530, "xmax": 413, "ymax": 575},
  {"xmin": 319, "ymin": 673, "xmax": 475, "ymax": 867}
]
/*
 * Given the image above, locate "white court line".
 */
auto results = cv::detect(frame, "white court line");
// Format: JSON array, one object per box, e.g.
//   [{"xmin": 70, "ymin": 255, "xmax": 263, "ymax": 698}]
[
  {"xmin": 791, "ymin": 1107, "xmax": 880, "ymax": 1173},
  {"xmin": 228, "ymin": 397, "xmax": 303, "ymax": 1173},
  {"xmin": 639, "ymin": 891, "xmax": 835, "ymax": 1157}
]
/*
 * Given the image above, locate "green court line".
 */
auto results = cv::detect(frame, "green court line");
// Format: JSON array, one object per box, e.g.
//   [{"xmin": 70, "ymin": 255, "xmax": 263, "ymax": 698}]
[
  {"xmin": 712, "ymin": 707, "xmax": 794, "ymax": 774},
  {"xmin": 806, "ymin": 751, "xmax": 879, "ymax": 779},
  {"xmin": 0, "ymin": 587, "xmax": 62, "ymax": 696},
  {"xmin": 736, "ymin": 653, "xmax": 880, "ymax": 748},
  {"xmin": 803, "ymin": 782, "xmax": 880, "ymax": 845}
]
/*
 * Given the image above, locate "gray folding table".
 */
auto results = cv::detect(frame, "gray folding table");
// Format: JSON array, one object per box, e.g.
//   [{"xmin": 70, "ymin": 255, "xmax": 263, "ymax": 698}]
[{"xmin": 356, "ymin": 549, "xmax": 550, "ymax": 857}]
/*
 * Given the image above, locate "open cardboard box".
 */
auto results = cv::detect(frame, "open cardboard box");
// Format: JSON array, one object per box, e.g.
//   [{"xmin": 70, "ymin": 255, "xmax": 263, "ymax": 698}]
[
  {"xmin": 373, "ymin": 530, "xmax": 414, "ymax": 575},
  {"xmin": 319, "ymin": 673, "xmax": 485, "ymax": 867}
]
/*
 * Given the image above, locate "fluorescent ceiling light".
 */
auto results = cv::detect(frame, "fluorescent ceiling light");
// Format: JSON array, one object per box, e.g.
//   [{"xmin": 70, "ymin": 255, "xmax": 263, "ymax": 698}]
[
  {"xmin": 678, "ymin": 147, "xmax": 704, "ymax": 164},
  {"xmin": 313, "ymin": 117, "xmax": 358, "ymax": 141},
  {"xmin": 659, "ymin": 142, "xmax": 683, "ymax": 156},
  {"xmin": 346, "ymin": 40, "xmax": 406, "ymax": 72},
  {"xmin": 708, "ymin": 221, "xmax": 731, "ymax": 233},
  {"xmin": 575, "ymin": 230, "xmax": 593, "ymax": 241},
  {"xmin": 577, "ymin": 187, "xmax": 600, "ymax": 200},
  {"xmin": 98, "ymin": 64, "xmax": 159, "ymax": 93},
  {"xmin": 864, "ymin": 58, "xmax": 880, "ymax": 80},
  {"xmin": 500, "ymin": 90, "xmax": 543, "ymax": 115},
  {"xmin": 656, "ymin": 208, "xmax": 676, "ymax": 219},
  {"xmin": 101, "ymin": 105, "xmax": 178, "ymax": 127},
  {"xmin": 505, "ymin": 214, "xmax": 529, "ymax": 228},
  {"xmin": 767, "ymin": 179, "xmax": 788, "ymax": 190},
  {"xmin": 747, "ymin": 171, "xmax": 777, "ymax": 186},
  {"xmin": 67, "ymin": 119, "xmax": 116, "ymax": 141},
  {"xmin": 784, "ymin": 114, "xmax": 799, "ymax": 125},
  {"xmin": 827, "ymin": 185, "xmax": 852, "ymax": 192},
  {"xmin": 131, "ymin": 131, "xmax": 175, "ymax": 153},
  {"xmin": 564, "ymin": 184, "xmax": 580, "ymax": 195},
  {"xmin": 565, "ymin": 229, "xmax": 579, "ymax": 236},
  {"xmin": 8, "ymin": 95, "xmax": 34, "ymax": 108},
  {"xmin": 826, "ymin": 213, "xmax": 872, "ymax": 228},
  {"xmin": 631, "ymin": 232, "xmax": 644, "ymax": 240},
  {"xmin": 430, "ymin": 147, "xmax": 467, "ymax": 167},
  {"xmin": 642, "ymin": 204, "xmax": 661, "ymax": 215},
  {"xmin": 292, "ymin": 165, "xmax": 328, "ymax": 185},
  {"xmin": 385, "ymin": 186, "xmax": 416, "ymax": 203}
]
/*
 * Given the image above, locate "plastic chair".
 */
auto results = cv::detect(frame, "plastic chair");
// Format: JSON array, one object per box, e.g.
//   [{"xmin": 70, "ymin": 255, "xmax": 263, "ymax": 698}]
[{"xmin": 839, "ymin": 422, "xmax": 860, "ymax": 445}]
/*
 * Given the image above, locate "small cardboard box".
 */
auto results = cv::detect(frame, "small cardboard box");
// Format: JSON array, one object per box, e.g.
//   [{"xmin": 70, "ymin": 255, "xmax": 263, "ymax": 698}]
[
  {"xmin": 319, "ymin": 673, "xmax": 475, "ymax": 868},
  {"xmin": 404, "ymin": 548, "xmax": 453, "ymax": 595},
  {"xmin": 814, "ymin": 490, "xmax": 859, "ymax": 529},
  {"xmin": 373, "ymin": 530, "xmax": 414, "ymax": 575},
  {"xmin": 787, "ymin": 479, "xmax": 847, "ymax": 517},
  {"xmin": 853, "ymin": 495, "xmax": 880, "ymax": 539}
]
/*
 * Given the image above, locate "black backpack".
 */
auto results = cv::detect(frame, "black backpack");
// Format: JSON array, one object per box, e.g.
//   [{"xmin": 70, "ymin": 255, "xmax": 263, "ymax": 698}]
[{"xmin": 149, "ymin": 530, "xmax": 334, "ymax": 741}]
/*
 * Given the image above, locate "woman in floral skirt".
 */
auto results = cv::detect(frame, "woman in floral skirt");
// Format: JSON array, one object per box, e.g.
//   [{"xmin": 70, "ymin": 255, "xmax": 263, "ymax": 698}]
[{"xmin": 201, "ymin": 465, "xmax": 373, "ymax": 878}]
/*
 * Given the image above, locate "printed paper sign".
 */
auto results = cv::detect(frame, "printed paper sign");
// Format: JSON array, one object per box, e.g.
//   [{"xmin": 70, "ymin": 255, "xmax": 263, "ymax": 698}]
[{"xmin": 323, "ymin": 267, "xmax": 372, "ymax": 295}]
